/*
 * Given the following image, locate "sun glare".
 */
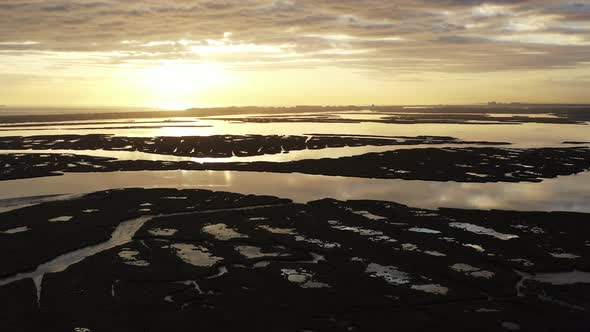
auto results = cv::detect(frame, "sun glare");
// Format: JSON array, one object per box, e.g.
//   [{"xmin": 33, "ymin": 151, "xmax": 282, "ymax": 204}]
[{"xmin": 140, "ymin": 63, "xmax": 227, "ymax": 110}]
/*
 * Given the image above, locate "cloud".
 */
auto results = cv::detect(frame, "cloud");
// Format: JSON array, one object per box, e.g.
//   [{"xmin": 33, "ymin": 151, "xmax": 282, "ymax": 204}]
[{"xmin": 0, "ymin": 0, "xmax": 588, "ymax": 74}]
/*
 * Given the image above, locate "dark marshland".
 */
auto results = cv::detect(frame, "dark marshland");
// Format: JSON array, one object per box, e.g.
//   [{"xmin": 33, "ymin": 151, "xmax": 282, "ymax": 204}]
[{"xmin": 1, "ymin": 1, "xmax": 590, "ymax": 331}]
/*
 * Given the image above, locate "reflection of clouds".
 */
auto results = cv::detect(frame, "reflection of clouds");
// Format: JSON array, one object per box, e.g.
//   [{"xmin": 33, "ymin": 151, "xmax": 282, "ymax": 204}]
[{"xmin": 1, "ymin": 170, "xmax": 589, "ymax": 213}]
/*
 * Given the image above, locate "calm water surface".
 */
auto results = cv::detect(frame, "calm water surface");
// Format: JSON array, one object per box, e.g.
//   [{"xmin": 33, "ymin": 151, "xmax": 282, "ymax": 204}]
[
  {"xmin": 0, "ymin": 110, "xmax": 588, "ymax": 213},
  {"xmin": 0, "ymin": 170, "xmax": 589, "ymax": 213}
]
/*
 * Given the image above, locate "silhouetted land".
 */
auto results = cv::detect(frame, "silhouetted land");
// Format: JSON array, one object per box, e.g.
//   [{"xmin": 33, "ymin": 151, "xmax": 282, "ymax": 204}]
[
  {"xmin": 1, "ymin": 147, "xmax": 589, "ymax": 182},
  {"xmin": 0, "ymin": 134, "xmax": 509, "ymax": 158},
  {"xmin": 1, "ymin": 107, "xmax": 589, "ymax": 331},
  {"xmin": 1, "ymin": 104, "xmax": 590, "ymax": 124},
  {"xmin": 1, "ymin": 188, "xmax": 589, "ymax": 331}
]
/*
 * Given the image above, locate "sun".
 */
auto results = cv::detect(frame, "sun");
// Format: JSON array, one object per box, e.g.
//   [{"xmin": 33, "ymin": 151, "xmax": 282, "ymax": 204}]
[{"xmin": 140, "ymin": 62, "xmax": 227, "ymax": 110}]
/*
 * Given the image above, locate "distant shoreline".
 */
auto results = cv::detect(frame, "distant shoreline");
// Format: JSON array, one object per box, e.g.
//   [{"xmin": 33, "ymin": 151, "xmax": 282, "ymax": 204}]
[{"xmin": 0, "ymin": 104, "xmax": 589, "ymax": 124}]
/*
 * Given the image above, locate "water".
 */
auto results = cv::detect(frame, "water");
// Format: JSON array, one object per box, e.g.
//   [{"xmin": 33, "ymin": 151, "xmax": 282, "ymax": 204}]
[
  {"xmin": 0, "ymin": 203, "xmax": 287, "ymax": 304},
  {"xmin": 365, "ymin": 263, "xmax": 410, "ymax": 285},
  {"xmin": 167, "ymin": 244, "xmax": 223, "ymax": 267},
  {"xmin": 521, "ymin": 270, "xmax": 590, "ymax": 285},
  {"xmin": 202, "ymin": 224, "xmax": 248, "ymax": 240},
  {"xmin": 0, "ymin": 143, "xmax": 506, "ymax": 164},
  {"xmin": 0, "ymin": 215, "xmax": 153, "ymax": 303},
  {"xmin": 0, "ymin": 114, "xmax": 588, "ymax": 148},
  {"xmin": 0, "ymin": 109, "xmax": 589, "ymax": 214},
  {"xmin": 0, "ymin": 170, "xmax": 589, "ymax": 212},
  {"xmin": 448, "ymin": 223, "xmax": 519, "ymax": 240}
]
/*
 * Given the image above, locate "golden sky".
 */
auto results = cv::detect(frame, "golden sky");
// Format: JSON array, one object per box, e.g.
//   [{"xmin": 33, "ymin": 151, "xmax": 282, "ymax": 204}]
[{"xmin": 1, "ymin": 1, "xmax": 589, "ymax": 108}]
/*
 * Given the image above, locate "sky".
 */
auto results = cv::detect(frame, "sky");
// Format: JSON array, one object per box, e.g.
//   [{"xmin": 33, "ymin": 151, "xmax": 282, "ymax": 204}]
[{"xmin": 0, "ymin": 0, "xmax": 589, "ymax": 108}]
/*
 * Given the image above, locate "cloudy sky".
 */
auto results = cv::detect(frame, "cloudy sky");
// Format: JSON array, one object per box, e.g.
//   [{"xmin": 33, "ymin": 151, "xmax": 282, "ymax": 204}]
[{"xmin": 1, "ymin": 0, "xmax": 589, "ymax": 108}]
